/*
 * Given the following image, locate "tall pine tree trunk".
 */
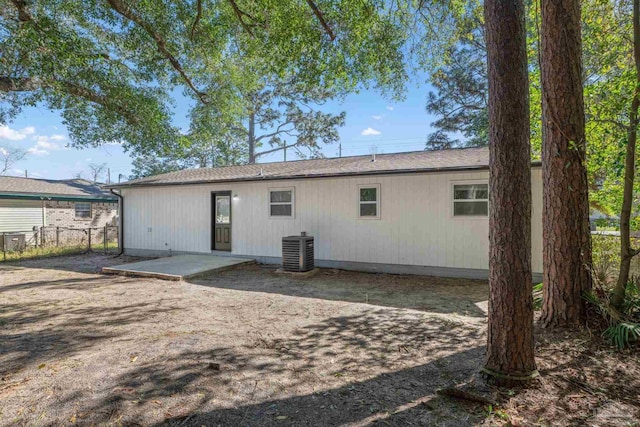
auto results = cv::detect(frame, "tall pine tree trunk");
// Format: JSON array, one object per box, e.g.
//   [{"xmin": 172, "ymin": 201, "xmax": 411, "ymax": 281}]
[
  {"xmin": 612, "ymin": 0, "xmax": 640, "ymax": 310},
  {"xmin": 539, "ymin": 0, "xmax": 592, "ymax": 327},
  {"xmin": 483, "ymin": 0, "xmax": 537, "ymax": 384},
  {"xmin": 248, "ymin": 111, "xmax": 256, "ymax": 164}
]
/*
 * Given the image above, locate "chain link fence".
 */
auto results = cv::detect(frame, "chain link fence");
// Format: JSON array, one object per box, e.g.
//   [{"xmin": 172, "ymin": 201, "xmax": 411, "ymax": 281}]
[{"xmin": 1, "ymin": 226, "xmax": 119, "ymax": 261}]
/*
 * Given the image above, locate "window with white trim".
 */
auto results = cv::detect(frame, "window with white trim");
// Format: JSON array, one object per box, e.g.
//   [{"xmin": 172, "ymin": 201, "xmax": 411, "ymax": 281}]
[
  {"xmin": 75, "ymin": 202, "xmax": 92, "ymax": 219},
  {"xmin": 453, "ymin": 183, "xmax": 488, "ymax": 216},
  {"xmin": 269, "ymin": 188, "xmax": 294, "ymax": 218},
  {"xmin": 358, "ymin": 184, "xmax": 380, "ymax": 219}
]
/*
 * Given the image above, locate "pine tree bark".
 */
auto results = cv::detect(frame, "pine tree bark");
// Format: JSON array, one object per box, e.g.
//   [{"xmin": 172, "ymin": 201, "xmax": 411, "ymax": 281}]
[
  {"xmin": 540, "ymin": 0, "xmax": 593, "ymax": 327},
  {"xmin": 612, "ymin": 0, "xmax": 640, "ymax": 310},
  {"xmin": 483, "ymin": 0, "xmax": 537, "ymax": 384},
  {"xmin": 248, "ymin": 111, "xmax": 257, "ymax": 164}
]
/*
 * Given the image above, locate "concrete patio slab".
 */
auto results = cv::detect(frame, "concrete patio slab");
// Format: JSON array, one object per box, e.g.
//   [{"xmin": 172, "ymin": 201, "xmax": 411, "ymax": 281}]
[{"xmin": 102, "ymin": 254, "xmax": 254, "ymax": 281}]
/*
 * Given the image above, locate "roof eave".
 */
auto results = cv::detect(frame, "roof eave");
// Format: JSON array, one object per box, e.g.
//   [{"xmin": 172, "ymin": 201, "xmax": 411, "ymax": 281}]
[
  {"xmin": 0, "ymin": 192, "xmax": 118, "ymax": 203},
  {"xmin": 108, "ymin": 162, "xmax": 543, "ymax": 189}
]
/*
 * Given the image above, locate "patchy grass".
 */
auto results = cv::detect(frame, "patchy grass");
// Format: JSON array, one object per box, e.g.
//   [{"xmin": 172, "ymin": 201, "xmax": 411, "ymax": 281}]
[
  {"xmin": 1, "ymin": 245, "xmax": 88, "ymax": 262},
  {"xmin": 1, "ymin": 242, "xmax": 118, "ymax": 262}
]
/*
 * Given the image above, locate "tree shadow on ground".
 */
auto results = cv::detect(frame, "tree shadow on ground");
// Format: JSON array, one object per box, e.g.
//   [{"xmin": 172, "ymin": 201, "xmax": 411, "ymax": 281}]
[
  {"xmin": 57, "ymin": 310, "xmax": 487, "ymax": 426},
  {"xmin": 0, "ymin": 296, "xmax": 181, "ymax": 377},
  {"xmin": 190, "ymin": 264, "xmax": 489, "ymax": 317},
  {"xmin": 0, "ymin": 274, "xmax": 130, "ymax": 293},
  {"xmin": 0, "ymin": 253, "xmax": 147, "ymax": 275}
]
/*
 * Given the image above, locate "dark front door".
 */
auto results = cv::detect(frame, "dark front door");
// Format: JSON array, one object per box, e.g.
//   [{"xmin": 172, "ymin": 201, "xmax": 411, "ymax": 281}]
[{"xmin": 212, "ymin": 192, "xmax": 231, "ymax": 251}]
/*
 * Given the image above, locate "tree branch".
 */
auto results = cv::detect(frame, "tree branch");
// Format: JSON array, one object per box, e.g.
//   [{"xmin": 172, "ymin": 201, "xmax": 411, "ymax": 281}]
[
  {"xmin": 228, "ymin": 0, "xmax": 255, "ymax": 37},
  {"xmin": 255, "ymin": 142, "xmax": 300, "ymax": 158},
  {"xmin": 0, "ymin": 75, "xmax": 143, "ymax": 127},
  {"xmin": 190, "ymin": 0, "xmax": 203, "ymax": 40},
  {"xmin": 305, "ymin": 0, "xmax": 335, "ymax": 41},
  {"xmin": 106, "ymin": 0, "xmax": 209, "ymax": 104},
  {"xmin": 9, "ymin": 0, "xmax": 32, "ymax": 22},
  {"xmin": 255, "ymin": 121, "xmax": 295, "ymax": 142},
  {"xmin": 589, "ymin": 118, "xmax": 628, "ymax": 132},
  {"xmin": 0, "ymin": 76, "xmax": 42, "ymax": 92}
]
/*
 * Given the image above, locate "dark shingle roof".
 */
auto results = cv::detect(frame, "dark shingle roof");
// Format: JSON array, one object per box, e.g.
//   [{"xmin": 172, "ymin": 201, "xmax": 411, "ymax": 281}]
[
  {"xmin": 0, "ymin": 177, "xmax": 117, "ymax": 201},
  {"xmin": 112, "ymin": 147, "xmax": 514, "ymax": 188}
]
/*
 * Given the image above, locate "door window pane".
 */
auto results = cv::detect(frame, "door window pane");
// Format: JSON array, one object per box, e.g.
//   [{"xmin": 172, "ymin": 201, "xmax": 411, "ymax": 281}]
[{"xmin": 216, "ymin": 196, "xmax": 230, "ymax": 224}]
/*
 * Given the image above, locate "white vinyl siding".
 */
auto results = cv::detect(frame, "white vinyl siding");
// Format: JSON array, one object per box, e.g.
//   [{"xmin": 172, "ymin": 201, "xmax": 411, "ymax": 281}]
[
  {"xmin": 121, "ymin": 169, "xmax": 543, "ymax": 274},
  {"xmin": 0, "ymin": 199, "xmax": 44, "ymax": 233}
]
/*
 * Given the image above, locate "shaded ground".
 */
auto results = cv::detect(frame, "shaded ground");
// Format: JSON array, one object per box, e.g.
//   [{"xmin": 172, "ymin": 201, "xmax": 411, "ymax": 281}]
[
  {"xmin": 0, "ymin": 254, "xmax": 638, "ymax": 426},
  {"xmin": 1, "ymin": 254, "xmax": 487, "ymax": 426}
]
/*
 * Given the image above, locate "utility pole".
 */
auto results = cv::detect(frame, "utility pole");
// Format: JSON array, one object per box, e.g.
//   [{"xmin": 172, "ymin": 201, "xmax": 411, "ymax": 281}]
[
  {"xmin": 24, "ymin": 170, "xmax": 27, "ymax": 178},
  {"xmin": 339, "ymin": 143, "xmax": 342, "ymax": 158},
  {"xmin": 107, "ymin": 168, "xmax": 111, "ymax": 184},
  {"xmin": 284, "ymin": 144, "xmax": 287, "ymax": 162}
]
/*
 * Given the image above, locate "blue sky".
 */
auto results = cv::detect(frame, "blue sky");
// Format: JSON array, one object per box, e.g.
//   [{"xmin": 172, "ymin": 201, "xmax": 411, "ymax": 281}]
[{"xmin": 0, "ymin": 80, "xmax": 440, "ymax": 181}]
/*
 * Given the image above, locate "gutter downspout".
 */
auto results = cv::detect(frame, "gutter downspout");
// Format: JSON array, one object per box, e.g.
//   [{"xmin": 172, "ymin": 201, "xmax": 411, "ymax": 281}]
[{"xmin": 110, "ymin": 188, "xmax": 124, "ymax": 256}]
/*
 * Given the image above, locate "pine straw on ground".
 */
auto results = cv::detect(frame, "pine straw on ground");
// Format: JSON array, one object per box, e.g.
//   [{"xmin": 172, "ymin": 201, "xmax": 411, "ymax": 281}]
[{"xmin": 484, "ymin": 325, "xmax": 640, "ymax": 426}]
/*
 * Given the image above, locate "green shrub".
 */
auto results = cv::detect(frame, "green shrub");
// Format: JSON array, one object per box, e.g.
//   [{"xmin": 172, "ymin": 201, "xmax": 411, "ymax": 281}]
[
  {"xmin": 591, "ymin": 234, "xmax": 620, "ymax": 287},
  {"xmin": 603, "ymin": 322, "xmax": 640, "ymax": 350}
]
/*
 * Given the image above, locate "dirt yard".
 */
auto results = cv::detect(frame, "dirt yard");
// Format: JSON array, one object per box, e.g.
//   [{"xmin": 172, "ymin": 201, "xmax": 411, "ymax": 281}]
[{"xmin": 1, "ymin": 254, "xmax": 638, "ymax": 426}]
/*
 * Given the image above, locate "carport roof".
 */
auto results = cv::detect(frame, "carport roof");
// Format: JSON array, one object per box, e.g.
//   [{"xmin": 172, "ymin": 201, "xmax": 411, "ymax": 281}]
[{"xmin": 112, "ymin": 147, "xmax": 541, "ymax": 189}]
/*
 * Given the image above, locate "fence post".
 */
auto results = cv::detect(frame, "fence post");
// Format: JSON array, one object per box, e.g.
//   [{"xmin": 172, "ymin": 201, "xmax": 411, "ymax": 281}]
[
  {"xmin": 40, "ymin": 226, "xmax": 44, "ymax": 247},
  {"xmin": 56, "ymin": 227, "xmax": 60, "ymax": 247},
  {"xmin": 2, "ymin": 232, "xmax": 5, "ymax": 261},
  {"xmin": 88, "ymin": 228, "xmax": 92, "ymax": 252},
  {"xmin": 104, "ymin": 225, "xmax": 107, "ymax": 253}
]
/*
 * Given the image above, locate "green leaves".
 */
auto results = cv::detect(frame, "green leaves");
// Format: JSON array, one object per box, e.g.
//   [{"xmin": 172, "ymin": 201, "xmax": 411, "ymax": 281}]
[{"xmin": 0, "ymin": 0, "xmax": 410, "ymax": 154}]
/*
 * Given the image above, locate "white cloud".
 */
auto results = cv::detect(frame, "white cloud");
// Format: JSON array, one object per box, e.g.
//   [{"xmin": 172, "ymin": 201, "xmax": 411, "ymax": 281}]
[
  {"xmin": 0, "ymin": 147, "xmax": 7, "ymax": 156},
  {"xmin": 0, "ymin": 125, "xmax": 36, "ymax": 141},
  {"xmin": 27, "ymin": 146, "xmax": 49, "ymax": 156},
  {"xmin": 25, "ymin": 135, "xmax": 64, "ymax": 155},
  {"xmin": 372, "ymin": 115, "xmax": 383, "ymax": 120},
  {"xmin": 386, "ymin": 106, "xmax": 394, "ymax": 111},
  {"xmin": 361, "ymin": 127, "xmax": 381, "ymax": 136},
  {"xmin": 50, "ymin": 134, "xmax": 66, "ymax": 141},
  {"xmin": 34, "ymin": 136, "xmax": 61, "ymax": 150}
]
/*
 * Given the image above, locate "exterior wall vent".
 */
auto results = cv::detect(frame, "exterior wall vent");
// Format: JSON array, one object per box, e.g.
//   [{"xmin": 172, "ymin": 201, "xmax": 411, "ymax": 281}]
[{"xmin": 282, "ymin": 234, "xmax": 314, "ymax": 272}]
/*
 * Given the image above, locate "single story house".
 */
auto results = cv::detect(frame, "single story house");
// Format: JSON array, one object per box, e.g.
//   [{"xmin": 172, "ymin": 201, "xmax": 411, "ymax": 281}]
[
  {"xmin": 109, "ymin": 147, "xmax": 543, "ymax": 280},
  {"xmin": 0, "ymin": 177, "xmax": 119, "ymax": 237}
]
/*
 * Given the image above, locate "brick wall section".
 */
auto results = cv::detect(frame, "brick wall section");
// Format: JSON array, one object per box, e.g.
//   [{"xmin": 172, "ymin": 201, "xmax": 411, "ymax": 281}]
[
  {"xmin": 41, "ymin": 201, "xmax": 118, "ymax": 246},
  {"xmin": 45, "ymin": 200, "xmax": 117, "ymax": 229}
]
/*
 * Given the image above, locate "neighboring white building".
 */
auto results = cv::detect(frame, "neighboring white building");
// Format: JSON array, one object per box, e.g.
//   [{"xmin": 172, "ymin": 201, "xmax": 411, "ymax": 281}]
[
  {"xmin": 110, "ymin": 147, "xmax": 543, "ymax": 280},
  {"xmin": 0, "ymin": 177, "xmax": 118, "ymax": 233}
]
